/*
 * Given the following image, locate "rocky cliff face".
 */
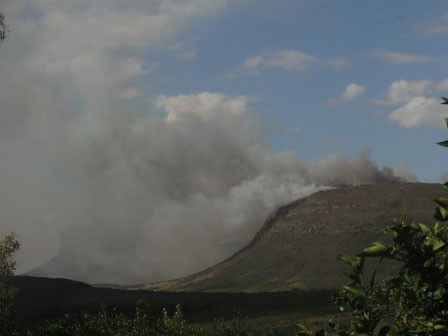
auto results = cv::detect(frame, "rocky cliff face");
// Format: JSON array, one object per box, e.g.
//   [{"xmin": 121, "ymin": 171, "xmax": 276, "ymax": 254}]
[{"xmin": 140, "ymin": 183, "xmax": 445, "ymax": 292}]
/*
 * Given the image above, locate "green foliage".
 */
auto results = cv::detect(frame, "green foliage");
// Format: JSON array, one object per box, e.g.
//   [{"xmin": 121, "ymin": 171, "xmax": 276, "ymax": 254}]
[
  {"xmin": 211, "ymin": 313, "xmax": 251, "ymax": 336},
  {"xmin": 0, "ymin": 233, "xmax": 20, "ymax": 336},
  {"xmin": 434, "ymin": 184, "xmax": 448, "ymax": 222},
  {"xmin": 298, "ymin": 216, "xmax": 448, "ymax": 335},
  {"xmin": 30, "ymin": 302, "xmax": 254, "ymax": 336},
  {"xmin": 298, "ymin": 97, "xmax": 448, "ymax": 335},
  {"xmin": 33, "ymin": 304, "xmax": 160, "ymax": 336},
  {"xmin": 0, "ymin": 282, "xmax": 20, "ymax": 336},
  {"xmin": 157, "ymin": 305, "xmax": 203, "ymax": 336},
  {"xmin": 0, "ymin": 232, "xmax": 20, "ymax": 277},
  {"xmin": 339, "ymin": 218, "xmax": 448, "ymax": 335}
]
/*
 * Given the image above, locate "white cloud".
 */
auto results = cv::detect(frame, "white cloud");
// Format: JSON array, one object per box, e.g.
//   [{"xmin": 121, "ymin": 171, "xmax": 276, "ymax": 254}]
[
  {"xmin": 375, "ymin": 79, "xmax": 434, "ymax": 105},
  {"xmin": 265, "ymin": 49, "xmax": 317, "ymax": 71},
  {"xmin": 242, "ymin": 55, "xmax": 265, "ymax": 71},
  {"xmin": 166, "ymin": 42, "xmax": 197, "ymax": 60},
  {"xmin": 229, "ymin": 50, "xmax": 348, "ymax": 77},
  {"xmin": 388, "ymin": 97, "xmax": 447, "ymax": 128},
  {"xmin": 420, "ymin": 12, "xmax": 448, "ymax": 36},
  {"xmin": 340, "ymin": 83, "xmax": 366, "ymax": 101},
  {"xmin": 377, "ymin": 78, "xmax": 448, "ymax": 128},
  {"xmin": 372, "ymin": 48, "xmax": 432, "ymax": 64},
  {"xmin": 325, "ymin": 57, "xmax": 350, "ymax": 68},
  {"xmin": 289, "ymin": 127, "xmax": 301, "ymax": 134},
  {"xmin": 223, "ymin": 71, "xmax": 237, "ymax": 79},
  {"xmin": 326, "ymin": 83, "xmax": 365, "ymax": 106},
  {"xmin": 155, "ymin": 92, "xmax": 251, "ymax": 123},
  {"xmin": 179, "ymin": 50, "xmax": 197, "ymax": 60},
  {"xmin": 239, "ymin": 49, "xmax": 318, "ymax": 74},
  {"xmin": 2, "ymin": 0, "xmax": 228, "ymax": 95}
]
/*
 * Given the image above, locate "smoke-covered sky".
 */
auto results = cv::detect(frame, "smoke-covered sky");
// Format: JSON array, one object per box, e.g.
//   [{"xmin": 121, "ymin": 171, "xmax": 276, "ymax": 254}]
[{"xmin": 0, "ymin": 0, "xmax": 445, "ymax": 283}]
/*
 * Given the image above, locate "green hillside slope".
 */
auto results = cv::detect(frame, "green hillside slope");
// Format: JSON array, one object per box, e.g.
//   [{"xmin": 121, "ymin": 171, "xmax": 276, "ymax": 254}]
[{"xmin": 136, "ymin": 183, "xmax": 444, "ymax": 292}]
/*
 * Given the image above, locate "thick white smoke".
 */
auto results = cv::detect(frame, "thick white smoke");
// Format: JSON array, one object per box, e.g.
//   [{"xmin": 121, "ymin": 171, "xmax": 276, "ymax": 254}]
[
  {"xmin": 0, "ymin": 1, "xmax": 411, "ymax": 284},
  {"xmin": 0, "ymin": 88, "xmax": 406, "ymax": 282}
]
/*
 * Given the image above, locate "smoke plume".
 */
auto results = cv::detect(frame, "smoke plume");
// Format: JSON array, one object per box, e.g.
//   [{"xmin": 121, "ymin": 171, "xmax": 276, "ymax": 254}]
[
  {"xmin": 0, "ymin": 1, "xmax": 410, "ymax": 284},
  {"xmin": 1, "ymin": 88, "xmax": 407, "ymax": 283}
]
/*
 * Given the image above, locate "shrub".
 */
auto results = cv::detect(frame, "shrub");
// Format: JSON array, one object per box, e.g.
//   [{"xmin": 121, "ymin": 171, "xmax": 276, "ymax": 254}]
[
  {"xmin": 30, "ymin": 302, "xmax": 255, "ymax": 336},
  {"xmin": 298, "ymin": 199, "xmax": 448, "ymax": 335},
  {"xmin": 298, "ymin": 99, "xmax": 448, "ymax": 335},
  {"xmin": 0, "ymin": 233, "xmax": 20, "ymax": 336}
]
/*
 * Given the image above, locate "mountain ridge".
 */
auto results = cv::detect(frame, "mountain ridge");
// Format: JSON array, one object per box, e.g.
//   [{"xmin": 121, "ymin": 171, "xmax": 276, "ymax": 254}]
[{"xmin": 133, "ymin": 183, "xmax": 445, "ymax": 292}]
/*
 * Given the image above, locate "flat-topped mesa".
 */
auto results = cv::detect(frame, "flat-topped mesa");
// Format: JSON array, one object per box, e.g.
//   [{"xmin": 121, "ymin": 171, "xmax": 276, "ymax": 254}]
[
  {"xmin": 26, "ymin": 224, "xmax": 161, "ymax": 285},
  {"xmin": 264, "ymin": 183, "xmax": 437, "ymax": 236},
  {"xmin": 139, "ymin": 183, "xmax": 444, "ymax": 292}
]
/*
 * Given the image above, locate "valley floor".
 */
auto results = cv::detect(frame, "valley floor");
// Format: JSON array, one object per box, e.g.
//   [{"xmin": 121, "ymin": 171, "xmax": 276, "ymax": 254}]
[{"xmin": 6, "ymin": 276, "xmax": 339, "ymax": 333}]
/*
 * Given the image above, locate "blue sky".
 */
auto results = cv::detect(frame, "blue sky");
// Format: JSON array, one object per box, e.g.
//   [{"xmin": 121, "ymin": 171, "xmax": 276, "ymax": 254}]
[
  {"xmin": 3, "ymin": 0, "xmax": 448, "ymax": 277},
  {"xmin": 130, "ymin": 0, "xmax": 448, "ymax": 181}
]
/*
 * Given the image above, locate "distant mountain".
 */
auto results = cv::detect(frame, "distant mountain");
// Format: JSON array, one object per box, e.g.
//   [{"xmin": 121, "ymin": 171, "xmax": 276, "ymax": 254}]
[
  {"xmin": 26, "ymin": 224, "xmax": 161, "ymax": 285},
  {"xmin": 136, "ymin": 183, "xmax": 445, "ymax": 292}
]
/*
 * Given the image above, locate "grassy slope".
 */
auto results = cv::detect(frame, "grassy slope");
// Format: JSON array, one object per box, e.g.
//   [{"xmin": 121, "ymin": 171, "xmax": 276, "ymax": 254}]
[{"xmin": 137, "ymin": 183, "xmax": 444, "ymax": 292}]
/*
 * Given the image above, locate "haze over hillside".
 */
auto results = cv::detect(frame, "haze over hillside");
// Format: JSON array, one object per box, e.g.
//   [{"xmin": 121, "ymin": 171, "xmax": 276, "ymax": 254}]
[
  {"xmin": 140, "ymin": 183, "xmax": 444, "ymax": 292},
  {"xmin": 23, "ymin": 148, "xmax": 407, "ymax": 284},
  {"xmin": 3, "ymin": 0, "xmax": 446, "ymax": 287}
]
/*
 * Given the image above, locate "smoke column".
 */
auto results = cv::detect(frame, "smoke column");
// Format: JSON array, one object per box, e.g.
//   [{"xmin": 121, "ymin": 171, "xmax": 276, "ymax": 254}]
[
  {"xmin": 0, "ymin": 1, "xmax": 414, "ymax": 283},
  {"xmin": 0, "ymin": 88, "xmax": 410, "ymax": 283}
]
